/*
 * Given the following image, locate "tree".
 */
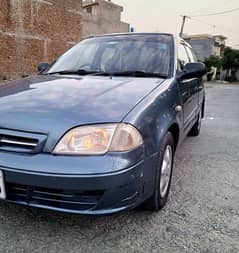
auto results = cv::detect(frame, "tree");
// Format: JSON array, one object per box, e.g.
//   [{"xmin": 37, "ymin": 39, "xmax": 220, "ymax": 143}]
[
  {"xmin": 204, "ymin": 55, "xmax": 222, "ymax": 72},
  {"xmin": 203, "ymin": 55, "xmax": 222, "ymax": 81},
  {"xmin": 204, "ymin": 48, "xmax": 239, "ymax": 81},
  {"xmin": 221, "ymin": 47, "xmax": 239, "ymax": 70},
  {"xmin": 221, "ymin": 47, "xmax": 239, "ymax": 81}
]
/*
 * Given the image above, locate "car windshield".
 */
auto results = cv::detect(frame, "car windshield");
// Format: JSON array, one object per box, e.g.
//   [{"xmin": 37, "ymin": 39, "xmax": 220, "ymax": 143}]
[{"xmin": 47, "ymin": 34, "xmax": 173, "ymax": 77}]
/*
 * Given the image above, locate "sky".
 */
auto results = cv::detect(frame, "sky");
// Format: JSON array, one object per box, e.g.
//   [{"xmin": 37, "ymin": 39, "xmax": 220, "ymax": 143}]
[{"xmin": 113, "ymin": 0, "xmax": 239, "ymax": 48}]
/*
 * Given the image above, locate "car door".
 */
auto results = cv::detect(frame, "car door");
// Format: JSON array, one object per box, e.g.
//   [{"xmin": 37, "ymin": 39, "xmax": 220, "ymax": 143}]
[
  {"xmin": 177, "ymin": 43, "xmax": 198, "ymax": 132},
  {"xmin": 185, "ymin": 45, "xmax": 204, "ymax": 110}
]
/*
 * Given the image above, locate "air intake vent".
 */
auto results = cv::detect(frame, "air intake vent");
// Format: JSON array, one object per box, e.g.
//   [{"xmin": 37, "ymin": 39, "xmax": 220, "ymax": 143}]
[
  {"xmin": 0, "ymin": 135, "xmax": 38, "ymax": 150},
  {"xmin": 6, "ymin": 183, "xmax": 103, "ymax": 212},
  {"xmin": 0, "ymin": 129, "xmax": 47, "ymax": 153}
]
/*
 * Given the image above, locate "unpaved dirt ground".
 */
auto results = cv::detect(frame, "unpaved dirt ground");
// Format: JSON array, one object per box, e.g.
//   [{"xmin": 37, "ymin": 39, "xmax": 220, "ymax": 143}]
[
  {"xmin": 0, "ymin": 82, "xmax": 6, "ymax": 86},
  {"xmin": 0, "ymin": 83, "xmax": 238, "ymax": 253}
]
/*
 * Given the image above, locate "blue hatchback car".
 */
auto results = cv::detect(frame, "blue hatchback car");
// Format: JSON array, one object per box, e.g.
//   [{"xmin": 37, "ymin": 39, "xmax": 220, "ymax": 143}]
[{"xmin": 0, "ymin": 33, "xmax": 205, "ymax": 214}]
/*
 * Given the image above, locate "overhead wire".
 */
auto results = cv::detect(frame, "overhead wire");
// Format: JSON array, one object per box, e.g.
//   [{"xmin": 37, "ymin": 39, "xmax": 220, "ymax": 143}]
[
  {"xmin": 191, "ymin": 7, "xmax": 239, "ymax": 17},
  {"xmin": 189, "ymin": 16, "xmax": 236, "ymax": 34},
  {"xmin": 181, "ymin": 3, "xmax": 239, "ymax": 35},
  {"xmin": 180, "ymin": 1, "xmax": 239, "ymax": 45}
]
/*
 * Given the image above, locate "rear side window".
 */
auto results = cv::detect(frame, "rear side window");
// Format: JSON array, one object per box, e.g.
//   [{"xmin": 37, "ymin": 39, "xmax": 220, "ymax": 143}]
[
  {"xmin": 178, "ymin": 44, "xmax": 190, "ymax": 70},
  {"xmin": 185, "ymin": 46, "xmax": 197, "ymax": 62}
]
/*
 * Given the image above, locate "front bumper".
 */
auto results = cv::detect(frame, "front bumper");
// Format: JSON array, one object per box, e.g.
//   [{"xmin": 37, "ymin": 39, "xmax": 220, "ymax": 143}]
[{"xmin": 0, "ymin": 151, "xmax": 157, "ymax": 215}]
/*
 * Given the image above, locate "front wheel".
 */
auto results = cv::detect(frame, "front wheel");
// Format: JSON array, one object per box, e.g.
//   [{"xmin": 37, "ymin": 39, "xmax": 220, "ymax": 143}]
[{"xmin": 144, "ymin": 132, "xmax": 174, "ymax": 211}]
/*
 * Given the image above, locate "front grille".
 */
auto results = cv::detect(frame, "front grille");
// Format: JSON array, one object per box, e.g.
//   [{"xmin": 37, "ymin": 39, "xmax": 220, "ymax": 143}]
[
  {"xmin": 0, "ymin": 135, "xmax": 38, "ymax": 151},
  {"xmin": 6, "ymin": 183, "xmax": 103, "ymax": 212},
  {"xmin": 0, "ymin": 129, "xmax": 47, "ymax": 153}
]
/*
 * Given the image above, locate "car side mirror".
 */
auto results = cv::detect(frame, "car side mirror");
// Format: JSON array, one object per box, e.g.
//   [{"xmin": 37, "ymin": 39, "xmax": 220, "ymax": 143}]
[
  {"xmin": 38, "ymin": 62, "xmax": 50, "ymax": 73},
  {"xmin": 179, "ymin": 62, "xmax": 206, "ymax": 80}
]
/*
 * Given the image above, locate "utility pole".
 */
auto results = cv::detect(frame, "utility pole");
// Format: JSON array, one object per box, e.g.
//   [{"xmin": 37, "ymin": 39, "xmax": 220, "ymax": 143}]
[{"xmin": 180, "ymin": 15, "xmax": 188, "ymax": 38}]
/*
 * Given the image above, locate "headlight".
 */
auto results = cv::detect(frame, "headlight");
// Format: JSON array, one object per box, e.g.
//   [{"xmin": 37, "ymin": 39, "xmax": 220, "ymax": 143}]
[{"xmin": 53, "ymin": 123, "xmax": 143, "ymax": 155}]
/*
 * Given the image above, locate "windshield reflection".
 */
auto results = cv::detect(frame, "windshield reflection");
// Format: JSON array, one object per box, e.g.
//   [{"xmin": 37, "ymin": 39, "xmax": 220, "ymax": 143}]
[{"xmin": 48, "ymin": 35, "xmax": 173, "ymax": 77}]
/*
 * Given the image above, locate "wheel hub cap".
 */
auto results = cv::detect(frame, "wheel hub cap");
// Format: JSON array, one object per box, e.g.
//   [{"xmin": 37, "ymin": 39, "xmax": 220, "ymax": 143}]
[{"xmin": 160, "ymin": 145, "xmax": 173, "ymax": 197}]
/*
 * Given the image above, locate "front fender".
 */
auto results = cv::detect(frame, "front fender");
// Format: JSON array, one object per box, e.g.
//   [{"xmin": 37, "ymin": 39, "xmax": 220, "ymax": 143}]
[{"xmin": 123, "ymin": 79, "xmax": 183, "ymax": 157}]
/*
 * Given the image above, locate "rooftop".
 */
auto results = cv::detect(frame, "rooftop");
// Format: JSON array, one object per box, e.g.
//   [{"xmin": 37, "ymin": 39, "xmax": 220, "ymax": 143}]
[
  {"xmin": 82, "ymin": 0, "xmax": 123, "ymax": 10},
  {"xmin": 82, "ymin": 2, "xmax": 99, "ymax": 8},
  {"xmin": 184, "ymin": 34, "xmax": 227, "ymax": 40}
]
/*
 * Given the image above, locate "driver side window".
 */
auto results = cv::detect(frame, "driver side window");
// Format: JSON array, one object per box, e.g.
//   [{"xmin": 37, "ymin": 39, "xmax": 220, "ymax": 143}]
[{"xmin": 178, "ymin": 44, "xmax": 190, "ymax": 71}]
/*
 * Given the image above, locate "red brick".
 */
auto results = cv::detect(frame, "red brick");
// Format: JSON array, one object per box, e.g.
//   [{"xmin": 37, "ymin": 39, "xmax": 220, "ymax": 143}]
[{"xmin": 0, "ymin": 0, "xmax": 82, "ymax": 79}]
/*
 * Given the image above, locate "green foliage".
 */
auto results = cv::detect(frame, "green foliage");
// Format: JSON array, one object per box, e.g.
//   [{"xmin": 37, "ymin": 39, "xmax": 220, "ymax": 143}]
[
  {"xmin": 204, "ymin": 47, "xmax": 239, "ymax": 71},
  {"xmin": 221, "ymin": 47, "xmax": 239, "ymax": 70},
  {"xmin": 222, "ymin": 47, "xmax": 239, "ymax": 82},
  {"xmin": 203, "ymin": 47, "xmax": 239, "ymax": 81},
  {"xmin": 203, "ymin": 55, "xmax": 222, "ymax": 72}
]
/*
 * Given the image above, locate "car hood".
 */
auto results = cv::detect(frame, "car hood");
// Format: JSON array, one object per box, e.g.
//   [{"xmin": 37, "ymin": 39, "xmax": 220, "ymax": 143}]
[{"xmin": 0, "ymin": 75, "xmax": 164, "ymax": 151}]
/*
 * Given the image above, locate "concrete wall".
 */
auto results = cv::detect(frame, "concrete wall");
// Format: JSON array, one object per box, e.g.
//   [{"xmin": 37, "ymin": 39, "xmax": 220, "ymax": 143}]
[
  {"xmin": 82, "ymin": 0, "xmax": 129, "ymax": 38},
  {"xmin": 186, "ymin": 38, "xmax": 214, "ymax": 61},
  {"xmin": 0, "ymin": 0, "xmax": 82, "ymax": 80},
  {"xmin": 185, "ymin": 35, "xmax": 226, "ymax": 61}
]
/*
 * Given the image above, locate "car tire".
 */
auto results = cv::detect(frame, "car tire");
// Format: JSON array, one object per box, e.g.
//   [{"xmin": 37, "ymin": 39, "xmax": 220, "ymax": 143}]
[
  {"xmin": 144, "ymin": 132, "xmax": 174, "ymax": 211},
  {"xmin": 188, "ymin": 109, "xmax": 202, "ymax": 137}
]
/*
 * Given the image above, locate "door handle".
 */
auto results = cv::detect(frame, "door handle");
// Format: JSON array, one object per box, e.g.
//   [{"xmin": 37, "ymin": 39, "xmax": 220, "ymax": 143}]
[
  {"xmin": 182, "ymin": 91, "xmax": 190, "ymax": 97},
  {"xmin": 195, "ymin": 86, "xmax": 203, "ymax": 92}
]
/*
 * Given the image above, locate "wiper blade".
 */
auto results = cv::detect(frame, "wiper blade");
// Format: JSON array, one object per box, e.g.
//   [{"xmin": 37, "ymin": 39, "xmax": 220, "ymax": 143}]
[
  {"xmin": 94, "ymin": 71, "xmax": 167, "ymax": 78},
  {"xmin": 91, "ymin": 72, "xmax": 112, "ymax": 76},
  {"xmin": 47, "ymin": 69, "xmax": 168, "ymax": 78},
  {"xmin": 47, "ymin": 69, "xmax": 97, "ymax": 76},
  {"xmin": 113, "ymin": 71, "xmax": 168, "ymax": 78}
]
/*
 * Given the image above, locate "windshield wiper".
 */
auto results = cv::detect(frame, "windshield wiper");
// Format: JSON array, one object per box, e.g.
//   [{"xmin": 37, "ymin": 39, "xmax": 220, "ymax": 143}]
[
  {"xmin": 94, "ymin": 71, "xmax": 167, "ymax": 78},
  {"xmin": 46, "ymin": 69, "xmax": 97, "ymax": 76},
  {"xmin": 46, "ymin": 69, "xmax": 168, "ymax": 78}
]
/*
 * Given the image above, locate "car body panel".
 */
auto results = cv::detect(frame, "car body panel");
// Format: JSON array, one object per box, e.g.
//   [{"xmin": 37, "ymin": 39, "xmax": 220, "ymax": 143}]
[
  {"xmin": 0, "ymin": 75, "xmax": 164, "ymax": 152},
  {"xmin": 0, "ymin": 147, "xmax": 144, "ymax": 175},
  {"xmin": 0, "ymin": 33, "xmax": 205, "ymax": 214},
  {"xmin": 124, "ymin": 78, "xmax": 183, "ymax": 155}
]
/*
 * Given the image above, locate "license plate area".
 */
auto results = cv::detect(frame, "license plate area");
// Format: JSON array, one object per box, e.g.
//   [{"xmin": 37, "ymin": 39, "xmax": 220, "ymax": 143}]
[{"xmin": 0, "ymin": 170, "xmax": 6, "ymax": 199}]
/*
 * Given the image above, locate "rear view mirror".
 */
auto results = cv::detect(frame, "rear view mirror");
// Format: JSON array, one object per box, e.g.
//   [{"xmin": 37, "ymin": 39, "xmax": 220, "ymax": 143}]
[
  {"xmin": 179, "ymin": 62, "xmax": 206, "ymax": 80},
  {"xmin": 38, "ymin": 62, "xmax": 50, "ymax": 73}
]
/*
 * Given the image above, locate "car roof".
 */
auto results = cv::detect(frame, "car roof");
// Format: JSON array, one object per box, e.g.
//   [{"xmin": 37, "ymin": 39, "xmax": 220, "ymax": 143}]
[
  {"xmin": 88, "ymin": 32, "xmax": 174, "ymax": 38},
  {"xmin": 87, "ymin": 32, "xmax": 188, "ymax": 46}
]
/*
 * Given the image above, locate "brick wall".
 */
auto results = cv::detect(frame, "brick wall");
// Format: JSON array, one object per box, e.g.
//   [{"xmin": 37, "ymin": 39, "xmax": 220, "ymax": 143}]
[{"xmin": 0, "ymin": 0, "xmax": 82, "ymax": 80}]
